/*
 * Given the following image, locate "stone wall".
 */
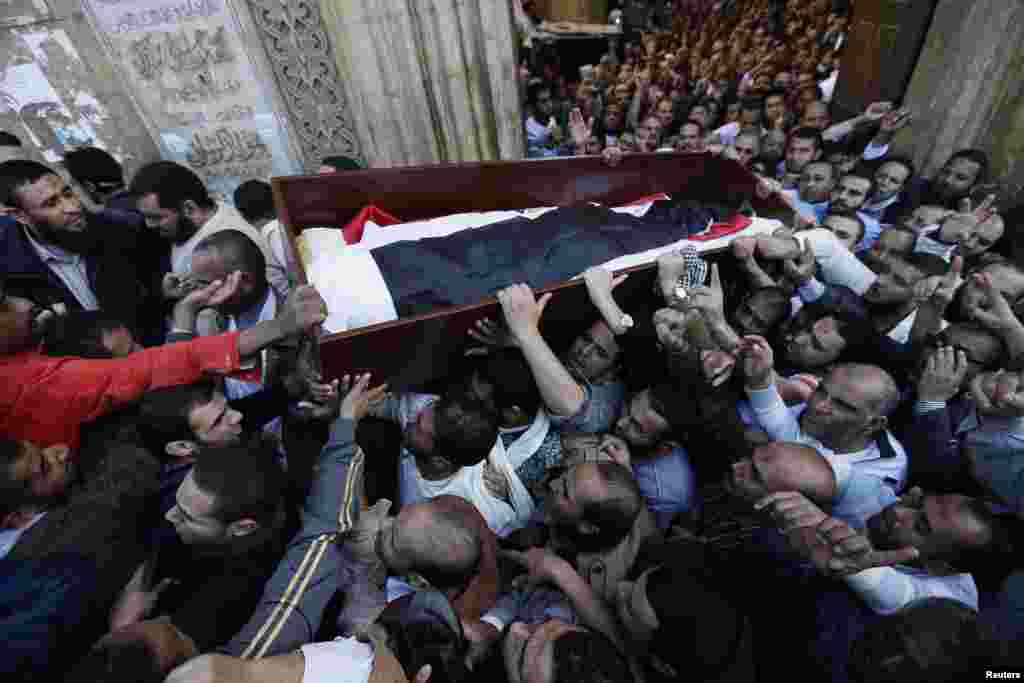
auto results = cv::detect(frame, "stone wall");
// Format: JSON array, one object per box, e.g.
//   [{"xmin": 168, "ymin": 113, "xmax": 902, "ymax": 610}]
[
  {"xmin": 320, "ymin": 0, "xmax": 524, "ymax": 167},
  {"xmin": 0, "ymin": 0, "xmax": 160, "ymax": 179},
  {"xmin": 895, "ymin": 0, "xmax": 1024, "ymax": 201}
]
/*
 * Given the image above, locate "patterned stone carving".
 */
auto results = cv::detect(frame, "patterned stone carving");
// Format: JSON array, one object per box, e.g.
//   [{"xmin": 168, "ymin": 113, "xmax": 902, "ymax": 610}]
[{"xmin": 247, "ymin": 0, "xmax": 361, "ymax": 167}]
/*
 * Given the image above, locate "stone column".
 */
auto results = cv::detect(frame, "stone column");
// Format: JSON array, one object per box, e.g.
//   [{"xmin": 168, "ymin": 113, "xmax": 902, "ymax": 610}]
[
  {"xmin": 242, "ymin": 0, "xmax": 363, "ymax": 170},
  {"xmin": 894, "ymin": 0, "xmax": 1024, "ymax": 197},
  {"xmin": 319, "ymin": 0, "xmax": 525, "ymax": 167}
]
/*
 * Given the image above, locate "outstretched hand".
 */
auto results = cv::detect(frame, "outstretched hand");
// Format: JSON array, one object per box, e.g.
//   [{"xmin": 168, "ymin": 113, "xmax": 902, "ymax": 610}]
[
  {"xmin": 782, "ymin": 238, "xmax": 816, "ymax": 285},
  {"xmin": 280, "ymin": 285, "xmax": 328, "ymax": 336},
  {"xmin": 339, "ymin": 373, "xmax": 389, "ymax": 422},
  {"xmin": 966, "ymin": 270, "xmax": 1019, "ymax": 332},
  {"xmin": 913, "ymin": 255, "xmax": 962, "ymax": 308},
  {"xmin": 804, "ymin": 517, "xmax": 919, "ymax": 576},
  {"xmin": 497, "ymin": 283, "xmax": 552, "ymax": 341},
  {"xmin": 739, "ymin": 335, "xmax": 775, "ymax": 389},
  {"xmin": 466, "ymin": 317, "xmax": 519, "ymax": 355}
]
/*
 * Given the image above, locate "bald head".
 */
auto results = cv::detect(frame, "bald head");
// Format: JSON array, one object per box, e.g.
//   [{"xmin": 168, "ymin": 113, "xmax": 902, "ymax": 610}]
[
  {"xmin": 729, "ymin": 442, "xmax": 837, "ymax": 504},
  {"xmin": 832, "ymin": 363, "xmax": 901, "ymax": 418},
  {"xmin": 392, "ymin": 501, "xmax": 482, "ymax": 590}
]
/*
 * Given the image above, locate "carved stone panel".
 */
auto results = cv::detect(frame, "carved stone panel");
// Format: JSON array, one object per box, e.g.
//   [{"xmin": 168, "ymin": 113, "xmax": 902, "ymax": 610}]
[{"xmin": 246, "ymin": 0, "xmax": 361, "ymax": 169}]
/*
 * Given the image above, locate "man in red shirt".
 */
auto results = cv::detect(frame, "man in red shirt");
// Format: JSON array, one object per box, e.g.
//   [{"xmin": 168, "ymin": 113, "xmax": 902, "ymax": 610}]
[{"xmin": 0, "ymin": 274, "xmax": 326, "ymax": 449}]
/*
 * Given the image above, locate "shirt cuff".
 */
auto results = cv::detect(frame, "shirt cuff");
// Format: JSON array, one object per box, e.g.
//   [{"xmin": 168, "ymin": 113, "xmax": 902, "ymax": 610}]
[
  {"xmin": 797, "ymin": 278, "xmax": 826, "ymax": 303},
  {"xmin": 913, "ymin": 400, "xmax": 947, "ymax": 415},
  {"xmin": 862, "ymin": 142, "xmax": 889, "ymax": 161},
  {"xmin": 745, "ymin": 383, "xmax": 785, "ymax": 413}
]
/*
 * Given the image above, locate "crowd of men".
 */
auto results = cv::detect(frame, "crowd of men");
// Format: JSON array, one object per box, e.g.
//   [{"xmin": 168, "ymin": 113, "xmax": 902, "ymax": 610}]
[{"xmin": 0, "ymin": 0, "xmax": 1022, "ymax": 681}]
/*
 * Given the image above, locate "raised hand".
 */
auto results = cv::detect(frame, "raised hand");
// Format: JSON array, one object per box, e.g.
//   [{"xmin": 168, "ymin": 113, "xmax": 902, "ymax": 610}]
[
  {"xmin": 465, "ymin": 317, "xmax": 519, "ymax": 355},
  {"xmin": 739, "ymin": 334, "xmax": 775, "ymax": 389},
  {"xmin": 967, "ymin": 271, "xmax": 1020, "ymax": 332},
  {"xmin": 880, "ymin": 107, "xmax": 913, "ymax": 135},
  {"xmin": 863, "ymin": 100, "xmax": 894, "ymax": 121},
  {"xmin": 755, "ymin": 176, "xmax": 782, "ymax": 199},
  {"xmin": 813, "ymin": 517, "xmax": 919, "ymax": 576},
  {"xmin": 970, "ymin": 369, "xmax": 1024, "ymax": 417},
  {"xmin": 569, "ymin": 107, "xmax": 595, "ymax": 152},
  {"xmin": 754, "ymin": 491, "xmax": 829, "ymax": 533},
  {"xmin": 782, "ymin": 238, "xmax": 816, "ymax": 285},
  {"xmin": 279, "ymin": 285, "xmax": 327, "ymax": 336},
  {"xmin": 583, "ymin": 266, "xmax": 629, "ymax": 299},
  {"xmin": 688, "ymin": 262, "xmax": 725, "ymax": 319},
  {"xmin": 598, "ymin": 434, "xmax": 632, "ymax": 469},
  {"xmin": 732, "ymin": 236, "xmax": 758, "ymax": 262},
  {"xmin": 109, "ymin": 560, "xmax": 176, "ymax": 631},
  {"xmin": 957, "ymin": 193, "xmax": 997, "ymax": 221},
  {"xmin": 497, "ymin": 283, "xmax": 552, "ymax": 342},
  {"xmin": 916, "ymin": 255, "xmax": 963, "ymax": 309},
  {"xmin": 917, "ymin": 346, "xmax": 968, "ymax": 403},
  {"xmin": 339, "ymin": 373, "xmax": 389, "ymax": 422}
]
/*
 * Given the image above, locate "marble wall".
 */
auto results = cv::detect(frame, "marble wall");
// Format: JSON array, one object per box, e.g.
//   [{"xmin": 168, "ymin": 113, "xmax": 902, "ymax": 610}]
[
  {"xmin": 319, "ymin": 0, "xmax": 525, "ymax": 167},
  {"xmin": 0, "ymin": 0, "xmax": 160, "ymax": 179},
  {"xmin": 895, "ymin": 0, "xmax": 1024, "ymax": 200}
]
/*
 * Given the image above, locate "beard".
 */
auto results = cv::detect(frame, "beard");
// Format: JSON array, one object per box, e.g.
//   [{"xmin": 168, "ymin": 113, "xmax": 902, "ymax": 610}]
[{"xmin": 41, "ymin": 219, "xmax": 95, "ymax": 254}]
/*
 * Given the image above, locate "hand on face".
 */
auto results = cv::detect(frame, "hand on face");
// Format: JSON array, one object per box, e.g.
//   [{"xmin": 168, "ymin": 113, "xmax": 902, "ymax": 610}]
[{"xmin": 917, "ymin": 346, "xmax": 968, "ymax": 403}]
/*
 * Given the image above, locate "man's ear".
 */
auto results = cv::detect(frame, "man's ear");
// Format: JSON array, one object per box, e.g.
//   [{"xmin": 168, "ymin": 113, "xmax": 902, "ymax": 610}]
[
  {"xmin": 227, "ymin": 518, "xmax": 259, "ymax": 538},
  {"xmin": 165, "ymin": 441, "xmax": 198, "ymax": 459},
  {"xmin": 181, "ymin": 199, "xmax": 200, "ymax": 220}
]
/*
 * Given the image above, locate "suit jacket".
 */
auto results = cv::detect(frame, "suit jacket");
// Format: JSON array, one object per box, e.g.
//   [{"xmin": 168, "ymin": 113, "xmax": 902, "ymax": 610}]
[
  {"xmin": 7, "ymin": 434, "xmax": 159, "ymax": 639},
  {"xmin": 0, "ymin": 212, "xmax": 163, "ymax": 345}
]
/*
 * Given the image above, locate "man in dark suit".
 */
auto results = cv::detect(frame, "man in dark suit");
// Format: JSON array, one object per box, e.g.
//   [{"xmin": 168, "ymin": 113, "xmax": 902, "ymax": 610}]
[{"xmin": 0, "ymin": 159, "xmax": 163, "ymax": 346}]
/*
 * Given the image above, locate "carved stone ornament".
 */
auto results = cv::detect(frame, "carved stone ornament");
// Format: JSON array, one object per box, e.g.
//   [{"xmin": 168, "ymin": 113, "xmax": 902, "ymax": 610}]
[{"xmin": 247, "ymin": 0, "xmax": 361, "ymax": 166}]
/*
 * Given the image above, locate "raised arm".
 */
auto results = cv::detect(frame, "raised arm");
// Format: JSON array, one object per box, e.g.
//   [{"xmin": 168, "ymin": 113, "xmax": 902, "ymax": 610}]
[
  {"xmin": 740, "ymin": 335, "xmax": 804, "ymax": 442},
  {"xmin": 582, "ymin": 267, "xmax": 631, "ymax": 335},
  {"xmin": 222, "ymin": 375, "xmax": 387, "ymax": 658},
  {"xmin": 498, "ymin": 284, "xmax": 585, "ymax": 418},
  {"xmin": 968, "ymin": 272, "xmax": 1024, "ymax": 362}
]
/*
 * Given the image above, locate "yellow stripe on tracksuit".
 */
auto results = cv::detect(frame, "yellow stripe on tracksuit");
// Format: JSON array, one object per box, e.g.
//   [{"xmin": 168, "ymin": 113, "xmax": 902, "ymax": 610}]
[{"xmin": 241, "ymin": 447, "xmax": 365, "ymax": 659}]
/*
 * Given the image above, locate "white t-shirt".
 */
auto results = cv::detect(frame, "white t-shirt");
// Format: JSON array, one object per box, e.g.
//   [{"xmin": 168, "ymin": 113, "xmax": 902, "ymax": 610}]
[{"xmin": 300, "ymin": 637, "xmax": 375, "ymax": 683}]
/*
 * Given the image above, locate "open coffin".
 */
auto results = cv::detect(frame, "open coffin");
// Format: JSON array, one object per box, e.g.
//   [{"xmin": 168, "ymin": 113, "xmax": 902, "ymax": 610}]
[{"xmin": 271, "ymin": 152, "xmax": 787, "ymax": 390}]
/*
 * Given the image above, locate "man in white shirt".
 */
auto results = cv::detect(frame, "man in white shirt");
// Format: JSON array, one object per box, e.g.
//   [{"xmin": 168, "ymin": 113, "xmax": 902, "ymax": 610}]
[
  {"xmin": 128, "ymin": 161, "xmax": 290, "ymax": 299},
  {"xmin": 741, "ymin": 338, "xmax": 908, "ymax": 493}
]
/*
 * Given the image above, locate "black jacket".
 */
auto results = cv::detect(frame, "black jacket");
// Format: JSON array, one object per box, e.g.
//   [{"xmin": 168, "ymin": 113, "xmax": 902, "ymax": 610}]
[{"xmin": 0, "ymin": 212, "xmax": 164, "ymax": 345}]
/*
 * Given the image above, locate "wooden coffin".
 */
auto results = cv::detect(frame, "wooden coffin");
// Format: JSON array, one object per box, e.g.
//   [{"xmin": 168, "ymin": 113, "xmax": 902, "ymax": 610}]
[{"xmin": 271, "ymin": 152, "xmax": 786, "ymax": 389}]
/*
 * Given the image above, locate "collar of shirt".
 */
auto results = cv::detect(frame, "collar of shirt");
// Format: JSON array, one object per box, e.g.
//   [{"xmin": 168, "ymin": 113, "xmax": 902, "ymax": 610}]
[
  {"xmin": 230, "ymin": 288, "xmax": 275, "ymax": 331},
  {"xmin": 969, "ymin": 412, "xmax": 1024, "ymax": 442},
  {"xmin": 24, "ymin": 227, "xmax": 82, "ymax": 267},
  {"xmin": 0, "ymin": 510, "xmax": 47, "ymax": 559}
]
